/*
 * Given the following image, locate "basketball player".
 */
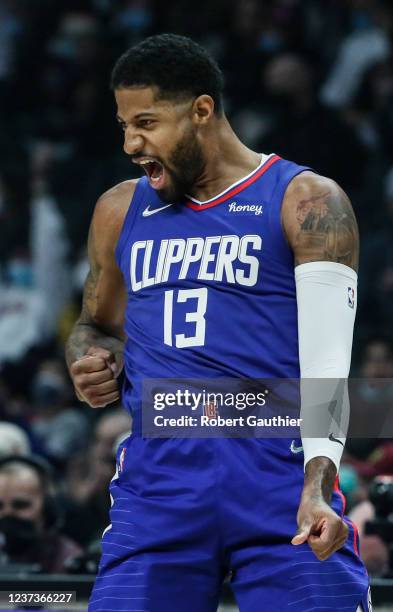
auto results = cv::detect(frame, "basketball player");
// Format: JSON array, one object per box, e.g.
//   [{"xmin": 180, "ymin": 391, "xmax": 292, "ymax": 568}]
[{"xmin": 66, "ymin": 35, "xmax": 370, "ymax": 611}]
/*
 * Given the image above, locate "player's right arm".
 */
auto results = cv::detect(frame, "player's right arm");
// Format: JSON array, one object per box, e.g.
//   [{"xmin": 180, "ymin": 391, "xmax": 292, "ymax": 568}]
[{"xmin": 65, "ymin": 180, "xmax": 137, "ymax": 408}]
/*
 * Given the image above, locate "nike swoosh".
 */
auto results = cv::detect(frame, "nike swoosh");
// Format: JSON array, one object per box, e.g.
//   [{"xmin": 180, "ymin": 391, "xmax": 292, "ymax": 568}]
[
  {"xmin": 329, "ymin": 433, "xmax": 344, "ymax": 446},
  {"xmin": 290, "ymin": 440, "xmax": 303, "ymax": 454},
  {"xmin": 142, "ymin": 203, "xmax": 174, "ymax": 217}
]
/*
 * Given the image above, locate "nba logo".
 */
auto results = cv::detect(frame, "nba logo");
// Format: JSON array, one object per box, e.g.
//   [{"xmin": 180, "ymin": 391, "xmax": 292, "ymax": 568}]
[
  {"xmin": 204, "ymin": 401, "xmax": 218, "ymax": 419},
  {"xmin": 119, "ymin": 447, "xmax": 126, "ymax": 473},
  {"xmin": 347, "ymin": 286, "xmax": 355, "ymax": 309}
]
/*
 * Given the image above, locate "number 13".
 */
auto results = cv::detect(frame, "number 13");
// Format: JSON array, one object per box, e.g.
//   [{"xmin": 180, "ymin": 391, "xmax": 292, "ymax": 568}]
[{"xmin": 164, "ymin": 288, "xmax": 208, "ymax": 348}]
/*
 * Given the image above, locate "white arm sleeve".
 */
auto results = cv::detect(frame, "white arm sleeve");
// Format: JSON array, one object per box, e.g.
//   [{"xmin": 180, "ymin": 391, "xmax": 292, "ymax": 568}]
[{"xmin": 295, "ymin": 261, "xmax": 357, "ymax": 472}]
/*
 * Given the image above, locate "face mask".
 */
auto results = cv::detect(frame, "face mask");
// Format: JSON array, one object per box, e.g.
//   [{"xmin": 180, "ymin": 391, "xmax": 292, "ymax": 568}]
[
  {"xmin": 0, "ymin": 516, "xmax": 40, "ymax": 556},
  {"xmin": 32, "ymin": 371, "xmax": 66, "ymax": 407}
]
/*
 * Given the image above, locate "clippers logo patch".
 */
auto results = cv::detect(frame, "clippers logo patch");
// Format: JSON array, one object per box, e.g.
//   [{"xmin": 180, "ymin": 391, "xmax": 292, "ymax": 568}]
[
  {"xmin": 348, "ymin": 286, "xmax": 355, "ymax": 309},
  {"xmin": 204, "ymin": 401, "xmax": 218, "ymax": 420}
]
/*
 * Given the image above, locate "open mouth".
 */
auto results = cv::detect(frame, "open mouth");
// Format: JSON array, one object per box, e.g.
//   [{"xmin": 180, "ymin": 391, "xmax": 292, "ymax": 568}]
[{"xmin": 137, "ymin": 159, "xmax": 166, "ymax": 190}]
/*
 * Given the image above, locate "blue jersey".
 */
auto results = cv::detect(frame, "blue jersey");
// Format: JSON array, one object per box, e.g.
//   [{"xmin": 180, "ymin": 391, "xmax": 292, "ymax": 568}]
[
  {"xmin": 116, "ymin": 154, "xmax": 309, "ymax": 424},
  {"xmin": 89, "ymin": 154, "xmax": 370, "ymax": 612}
]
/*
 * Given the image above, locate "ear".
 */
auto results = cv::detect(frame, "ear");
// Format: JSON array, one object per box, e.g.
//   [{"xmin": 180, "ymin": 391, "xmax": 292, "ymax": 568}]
[{"xmin": 192, "ymin": 95, "xmax": 215, "ymax": 125}]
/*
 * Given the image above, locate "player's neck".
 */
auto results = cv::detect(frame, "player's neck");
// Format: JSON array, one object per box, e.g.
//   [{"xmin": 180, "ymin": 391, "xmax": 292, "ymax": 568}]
[{"xmin": 189, "ymin": 117, "xmax": 261, "ymax": 202}]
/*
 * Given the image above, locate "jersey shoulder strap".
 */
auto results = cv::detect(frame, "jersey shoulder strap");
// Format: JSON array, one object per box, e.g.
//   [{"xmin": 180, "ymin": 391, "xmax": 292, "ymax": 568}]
[{"xmin": 115, "ymin": 177, "xmax": 150, "ymax": 264}]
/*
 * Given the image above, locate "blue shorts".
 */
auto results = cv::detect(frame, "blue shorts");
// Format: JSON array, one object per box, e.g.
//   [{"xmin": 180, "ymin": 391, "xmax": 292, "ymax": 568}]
[{"xmin": 88, "ymin": 437, "xmax": 369, "ymax": 612}]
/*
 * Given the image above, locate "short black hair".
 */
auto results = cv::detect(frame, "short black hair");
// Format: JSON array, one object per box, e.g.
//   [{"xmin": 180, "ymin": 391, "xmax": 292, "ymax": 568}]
[{"xmin": 111, "ymin": 33, "xmax": 224, "ymax": 114}]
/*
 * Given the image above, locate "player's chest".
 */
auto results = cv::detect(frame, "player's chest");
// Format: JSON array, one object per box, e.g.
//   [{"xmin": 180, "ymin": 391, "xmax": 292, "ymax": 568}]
[{"xmin": 125, "ymin": 197, "xmax": 272, "ymax": 293}]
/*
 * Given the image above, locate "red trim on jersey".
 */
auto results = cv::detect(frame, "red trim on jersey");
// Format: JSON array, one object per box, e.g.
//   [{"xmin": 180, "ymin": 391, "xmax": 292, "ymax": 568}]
[
  {"xmin": 334, "ymin": 477, "xmax": 360, "ymax": 555},
  {"xmin": 351, "ymin": 519, "xmax": 360, "ymax": 556},
  {"xmin": 344, "ymin": 517, "xmax": 360, "ymax": 556},
  {"xmin": 334, "ymin": 475, "xmax": 347, "ymax": 516},
  {"xmin": 185, "ymin": 154, "xmax": 281, "ymax": 211}
]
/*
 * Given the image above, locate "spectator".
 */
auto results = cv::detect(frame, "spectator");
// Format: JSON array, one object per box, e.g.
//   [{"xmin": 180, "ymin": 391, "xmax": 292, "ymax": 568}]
[
  {"xmin": 358, "ymin": 534, "xmax": 389, "ymax": 576},
  {"xmin": 31, "ymin": 358, "xmax": 90, "ymax": 465},
  {"xmin": 0, "ymin": 456, "xmax": 81, "ymax": 573},
  {"xmin": 321, "ymin": 0, "xmax": 392, "ymax": 108},
  {"xmin": 359, "ymin": 167, "xmax": 393, "ymax": 331},
  {"xmin": 63, "ymin": 408, "xmax": 131, "ymax": 546},
  {"xmin": 345, "ymin": 338, "xmax": 393, "ymax": 476},
  {"xmin": 349, "ymin": 475, "xmax": 391, "ymax": 577},
  {"xmin": 30, "ymin": 142, "xmax": 72, "ymax": 335},
  {"xmin": 0, "ymin": 249, "xmax": 49, "ymax": 364},
  {"xmin": 0, "ymin": 422, "xmax": 31, "ymax": 458},
  {"xmin": 259, "ymin": 52, "xmax": 367, "ymax": 190}
]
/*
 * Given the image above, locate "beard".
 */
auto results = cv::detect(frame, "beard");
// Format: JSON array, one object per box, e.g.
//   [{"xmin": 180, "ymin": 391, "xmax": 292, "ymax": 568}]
[{"xmin": 157, "ymin": 126, "xmax": 205, "ymax": 203}]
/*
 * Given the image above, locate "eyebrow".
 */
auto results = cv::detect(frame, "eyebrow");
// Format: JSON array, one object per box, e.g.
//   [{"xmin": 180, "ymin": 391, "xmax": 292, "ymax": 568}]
[{"xmin": 116, "ymin": 112, "xmax": 157, "ymax": 123}]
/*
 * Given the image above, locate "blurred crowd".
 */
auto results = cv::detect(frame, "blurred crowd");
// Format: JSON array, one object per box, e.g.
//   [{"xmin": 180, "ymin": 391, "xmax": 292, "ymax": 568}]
[{"xmin": 0, "ymin": 0, "xmax": 393, "ymax": 580}]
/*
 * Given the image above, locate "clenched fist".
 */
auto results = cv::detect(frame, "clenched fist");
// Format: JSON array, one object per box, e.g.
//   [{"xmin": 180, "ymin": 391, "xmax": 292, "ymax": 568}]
[{"xmin": 70, "ymin": 346, "xmax": 123, "ymax": 408}]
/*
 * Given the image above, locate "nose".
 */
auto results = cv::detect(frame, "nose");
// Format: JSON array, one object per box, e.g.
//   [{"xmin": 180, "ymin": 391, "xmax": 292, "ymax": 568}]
[{"xmin": 123, "ymin": 129, "xmax": 144, "ymax": 156}]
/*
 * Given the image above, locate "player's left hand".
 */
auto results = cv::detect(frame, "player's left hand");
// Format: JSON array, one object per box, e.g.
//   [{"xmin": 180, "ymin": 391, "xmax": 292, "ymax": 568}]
[{"xmin": 291, "ymin": 496, "xmax": 348, "ymax": 560}]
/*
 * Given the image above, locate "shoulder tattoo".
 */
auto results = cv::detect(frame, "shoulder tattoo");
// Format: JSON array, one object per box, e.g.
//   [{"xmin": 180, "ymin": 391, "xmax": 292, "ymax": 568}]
[{"xmin": 293, "ymin": 186, "xmax": 359, "ymax": 270}]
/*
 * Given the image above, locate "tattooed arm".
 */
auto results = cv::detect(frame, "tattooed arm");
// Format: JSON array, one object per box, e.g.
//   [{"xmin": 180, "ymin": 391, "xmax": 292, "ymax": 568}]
[
  {"xmin": 65, "ymin": 180, "xmax": 137, "ymax": 408},
  {"xmin": 281, "ymin": 171, "xmax": 359, "ymax": 271},
  {"xmin": 282, "ymin": 173, "xmax": 359, "ymax": 559}
]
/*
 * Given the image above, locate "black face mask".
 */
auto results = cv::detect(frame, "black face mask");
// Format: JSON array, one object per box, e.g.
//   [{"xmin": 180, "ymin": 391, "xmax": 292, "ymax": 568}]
[{"xmin": 0, "ymin": 516, "xmax": 40, "ymax": 556}]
